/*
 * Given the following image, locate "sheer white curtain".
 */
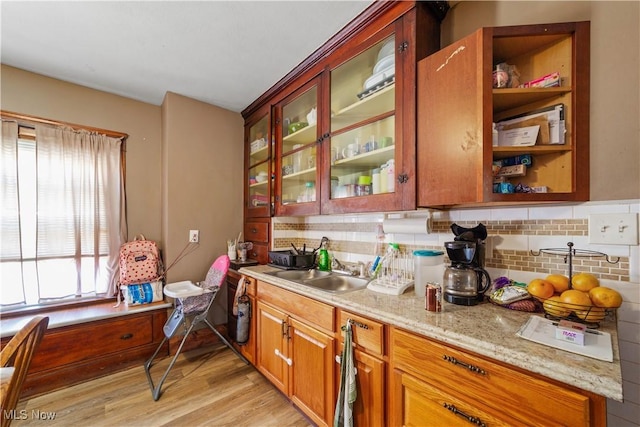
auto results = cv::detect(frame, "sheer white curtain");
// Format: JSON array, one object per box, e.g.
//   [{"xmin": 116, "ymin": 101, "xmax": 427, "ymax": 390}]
[{"xmin": 0, "ymin": 120, "xmax": 126, "ymax": 306}]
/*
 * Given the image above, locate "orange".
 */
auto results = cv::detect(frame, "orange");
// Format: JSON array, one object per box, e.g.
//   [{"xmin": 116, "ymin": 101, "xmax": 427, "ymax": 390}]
[
  {"xmin": 571, "ymin": 273, "xmax": 599, "ymax": 292},
  {"xmin": 560, "ymin": 289, "xmax": 592, "ymax": 311},
  {"xmin": 545, "ymin": 274, "xmax": 570, "ymax": 293},
  {"xmin": 527, "ymin": 279, "xmax": 555, "ymax": 299},
  {"xmin": 588, "ymin": 287, "xmax": 623, "ymax": 308},
  {"xmin": 575, "ymin": 306, "xmax": 606, "ymax": 322},
  {"xmin": 543, "ymin": 295, "xmax": 572, "ymax": 317}
]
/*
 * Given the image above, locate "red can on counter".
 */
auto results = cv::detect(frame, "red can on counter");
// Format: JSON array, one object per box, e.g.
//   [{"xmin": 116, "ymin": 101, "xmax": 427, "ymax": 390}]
[{"xmin": 426, "ymin": 283, "xmax": 442, "ymax": 312}]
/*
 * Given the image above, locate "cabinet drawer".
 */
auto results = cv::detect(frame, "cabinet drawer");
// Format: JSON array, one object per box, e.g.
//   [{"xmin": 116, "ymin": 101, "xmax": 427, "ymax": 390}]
[
  {"xmin": 244, "ymin": 221, "xmax": 269, "ymax": 243},
  {"xmin": 29, "ymin": 314, "xmax": 154, "ymax": 373},
  {"xmin": 391, "ymin": 328, "xmax": 590, "ymax": 427},
  {"xmin": 258, "ymin": 281, "xmax": 334, "ymax": 334},
  {"xmin": 395, "ymin": 369, "xmax": 513, "ymax": 427},
  {"xmin": 338, "ymin": 310, "xmax": 384, "ymax": 357}
]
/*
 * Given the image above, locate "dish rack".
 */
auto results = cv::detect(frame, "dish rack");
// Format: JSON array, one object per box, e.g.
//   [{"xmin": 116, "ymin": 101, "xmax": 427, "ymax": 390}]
[
  {"xmin": 367, "ymin": 246, "xmax": 413, "ymax": 295},
  {"xmin": 530, "ymin": 241, "xmax": 620, "ymax": 327}
]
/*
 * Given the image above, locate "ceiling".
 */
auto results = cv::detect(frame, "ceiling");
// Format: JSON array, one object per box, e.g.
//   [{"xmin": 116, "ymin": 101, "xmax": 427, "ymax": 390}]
[{"xmin": 1, "ymin": 1, "xmax": 374, "ymax": 113}]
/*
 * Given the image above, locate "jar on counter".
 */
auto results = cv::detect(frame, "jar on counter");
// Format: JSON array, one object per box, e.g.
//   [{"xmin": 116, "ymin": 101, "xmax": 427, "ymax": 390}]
[{"xmin": 413, "ymin": 249, "xmax": 445, "ymax": 298}]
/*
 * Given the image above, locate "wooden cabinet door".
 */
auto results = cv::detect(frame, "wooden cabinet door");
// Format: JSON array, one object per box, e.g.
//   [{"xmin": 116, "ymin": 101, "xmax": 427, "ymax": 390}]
[
  {"xmin": 418, "ymin": 22, "xmax": 590, "ymax": 207},
  {"xmin": 289, "ymin": 317, "xmax": 335, "ymax": 427},
  {"xmin": 237, "ymin": 295, "xmax": 256, "ymax": 364},
  {"xmin": 348, "ymin": 349, "xmax": 385, "ymax": 427},
  {"xmin": 256, "ymin": 301, "xmax": 288, "ymax": 394},
  {"xmin": 417, "ymin": 29, "xmax": 485, "ymax": 207}
]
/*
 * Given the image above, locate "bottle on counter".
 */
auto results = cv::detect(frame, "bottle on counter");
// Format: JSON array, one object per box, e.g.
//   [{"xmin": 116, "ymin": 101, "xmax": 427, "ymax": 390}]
[{"xmin": 317, "ymin": 241, "xmax": 331, "ymax": 271}]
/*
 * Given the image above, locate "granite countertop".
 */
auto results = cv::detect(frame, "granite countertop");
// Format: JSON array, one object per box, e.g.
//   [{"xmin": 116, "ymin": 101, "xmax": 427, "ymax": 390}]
[{"xmin": 240, "ymin": 265, "xmax": 623, "ymax": 402}]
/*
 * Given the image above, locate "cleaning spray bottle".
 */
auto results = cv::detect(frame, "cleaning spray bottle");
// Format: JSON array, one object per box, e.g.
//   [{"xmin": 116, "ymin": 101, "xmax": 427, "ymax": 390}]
[{"xmin": 318, "ymin": 240, "xmax": 331, "ymax": 271}]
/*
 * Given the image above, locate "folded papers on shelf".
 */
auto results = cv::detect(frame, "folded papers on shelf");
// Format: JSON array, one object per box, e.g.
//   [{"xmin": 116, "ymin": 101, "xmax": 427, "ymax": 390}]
[{"xmin": 497, "ymin": 104, "xmax": 565, "ymax": 145}]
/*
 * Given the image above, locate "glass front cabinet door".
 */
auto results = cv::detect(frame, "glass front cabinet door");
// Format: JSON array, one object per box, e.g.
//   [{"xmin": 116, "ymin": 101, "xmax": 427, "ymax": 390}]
[
  {"xmin": 274, "ymin": 78, "xmax": 321, "ymax": 216},
  {"xmin": 246, "ymin": 107, "xmax": 271, "ymax": 218},
  {"xmin": 321, "ymin": 21, "xmax": 415, "ymax": 214}
]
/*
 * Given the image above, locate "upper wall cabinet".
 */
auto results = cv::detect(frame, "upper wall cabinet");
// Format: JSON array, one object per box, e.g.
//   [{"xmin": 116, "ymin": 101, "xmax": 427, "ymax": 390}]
[
  {"xmin": 274, "ymin": 77, "xmax": 322, "ymax": 216},
  {"xmin": 245, "ymin": 104, "xmax": 272, "ymax": 219},
  {"xmin": 244, "ymin": 1, "xmax": 447, "ymax": 218},
  {"xmin": 417, "ymin": 22, "xmax": 590, "ymax": 207}
]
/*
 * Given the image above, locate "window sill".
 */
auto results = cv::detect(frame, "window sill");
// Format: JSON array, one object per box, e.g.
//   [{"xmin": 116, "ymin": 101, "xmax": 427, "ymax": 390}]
[{"xmin": 0, "ymin": 300, "xmax": 172, "ymax": 339}]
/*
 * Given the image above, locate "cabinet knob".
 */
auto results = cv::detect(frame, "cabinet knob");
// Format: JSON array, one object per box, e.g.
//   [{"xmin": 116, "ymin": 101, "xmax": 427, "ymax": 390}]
[{"xmin": 120, "ymin": 333, "xmax": 133, "ymax": 340}]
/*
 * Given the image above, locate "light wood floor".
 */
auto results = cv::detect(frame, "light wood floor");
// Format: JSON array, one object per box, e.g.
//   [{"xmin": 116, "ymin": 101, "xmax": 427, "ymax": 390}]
[{"xmin": 15, "ymin": 345, "xmax": 313, "ymax": 427}]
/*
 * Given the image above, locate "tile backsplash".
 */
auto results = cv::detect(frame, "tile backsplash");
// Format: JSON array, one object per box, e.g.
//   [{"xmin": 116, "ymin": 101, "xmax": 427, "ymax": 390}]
[{"xmin": 273, "ymin": 201, "xmax": 638, "ymax": 283}]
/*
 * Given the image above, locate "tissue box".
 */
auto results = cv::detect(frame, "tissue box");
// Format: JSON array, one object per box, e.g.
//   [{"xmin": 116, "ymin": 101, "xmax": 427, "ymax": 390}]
[{"xmin": 555, "ymin": 320, "xmax": 586, "ymax": 346}]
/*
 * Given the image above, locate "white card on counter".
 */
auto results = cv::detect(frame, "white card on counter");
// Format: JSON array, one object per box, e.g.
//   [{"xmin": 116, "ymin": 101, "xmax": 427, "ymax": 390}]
[{"xmin": 516, "ymin": 315, "xmax": 613, "ymax": 362}]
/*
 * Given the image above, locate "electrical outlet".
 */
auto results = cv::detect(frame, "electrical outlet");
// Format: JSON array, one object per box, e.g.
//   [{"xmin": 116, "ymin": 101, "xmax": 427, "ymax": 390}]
[
  {"xmin": 588, "ymin": 213, "xmax": 638, "ymax": 245},
  {"xmin": 189, "ymin": 230, "xmax": 199, "ymax": 243}
]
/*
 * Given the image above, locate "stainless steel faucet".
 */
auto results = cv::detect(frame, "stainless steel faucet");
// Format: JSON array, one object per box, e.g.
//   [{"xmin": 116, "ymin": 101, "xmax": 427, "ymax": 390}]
[{"xmin": 331, "ymin": 258, "xmax": 357, "ymax": 276}]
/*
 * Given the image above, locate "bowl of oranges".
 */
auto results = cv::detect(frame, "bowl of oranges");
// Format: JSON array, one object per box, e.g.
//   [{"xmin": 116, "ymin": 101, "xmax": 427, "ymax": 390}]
[{"xmin": 527, "ymin": 273, "xmax": 622, "ymax": 326}]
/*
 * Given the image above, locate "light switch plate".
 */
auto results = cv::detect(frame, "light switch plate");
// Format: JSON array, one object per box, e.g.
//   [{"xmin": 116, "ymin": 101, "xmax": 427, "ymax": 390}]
[{"xmin": 588, "ymin": 213, "xmax": 638, "ymax": 245}]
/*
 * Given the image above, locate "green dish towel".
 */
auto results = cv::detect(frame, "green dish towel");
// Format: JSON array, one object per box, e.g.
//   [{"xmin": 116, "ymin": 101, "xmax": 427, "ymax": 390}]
[{"xmin": 334, "ymin": 321, "xmax": 357, "ymax": 427}]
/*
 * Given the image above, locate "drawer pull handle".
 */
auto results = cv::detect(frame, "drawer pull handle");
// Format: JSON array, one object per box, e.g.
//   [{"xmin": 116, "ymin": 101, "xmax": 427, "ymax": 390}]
[
  {"xmin": 274, "ymin": 348, "xmax": 292, "ymax": 366},
  {"xmin": 120, "ymin": 333, "xmax": 133, "ymax": 340},
  {"xmin": 443, "ymin": 403, "xmax": 486, "ymax": 427},
  {"xmin": 345, "ymin": 319, "xmax": 369, "ymax": 330},
  {"xmin": 443, "ymin": 355, "xmax": 486, "ymax": 375},
  {"xmin": 251, "ymin": 228, "xmax": 257, "ymax": 233}
]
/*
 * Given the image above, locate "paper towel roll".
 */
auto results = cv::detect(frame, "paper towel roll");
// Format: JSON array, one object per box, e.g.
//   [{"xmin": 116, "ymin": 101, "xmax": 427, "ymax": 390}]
[{"xmin": 382, "ymin": 217, "xmax": 431, "ymax": 234}]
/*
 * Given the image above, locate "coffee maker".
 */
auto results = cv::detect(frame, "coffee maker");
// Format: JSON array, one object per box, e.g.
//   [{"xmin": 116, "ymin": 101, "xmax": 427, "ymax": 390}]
[{"xmin": 443, "ymin": 223, "xmax": 491, "ymax": 306}]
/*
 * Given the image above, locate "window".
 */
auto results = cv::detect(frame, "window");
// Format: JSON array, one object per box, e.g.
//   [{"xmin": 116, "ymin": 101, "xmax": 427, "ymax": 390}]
[{"xmin": 1, "ymin": 116, "xmax": 127, "ymax": 310}]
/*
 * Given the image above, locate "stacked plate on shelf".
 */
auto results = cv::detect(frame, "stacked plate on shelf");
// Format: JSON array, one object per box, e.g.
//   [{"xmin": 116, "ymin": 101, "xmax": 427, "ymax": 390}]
[{"xmin": 359, "ymin": 39, "xmax": 396, "ymax": 100}]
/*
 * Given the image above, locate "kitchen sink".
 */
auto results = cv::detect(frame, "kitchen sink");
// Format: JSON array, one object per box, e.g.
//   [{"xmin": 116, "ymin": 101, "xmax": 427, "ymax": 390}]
[
  {"xmin": 265, "ymin": 269, "xmax": 333, "ymax": 281},
  {"xmin": 301, "ymin": 275, "xmax": 369, "ymax": 293},
  {"xmin": 265, "ymin": 269, "xmax": 369, "ymax": 293}
]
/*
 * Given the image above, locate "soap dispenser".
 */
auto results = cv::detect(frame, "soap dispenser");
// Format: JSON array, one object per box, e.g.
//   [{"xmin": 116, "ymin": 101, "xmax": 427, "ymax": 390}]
[{"xmin": 317, "ymin": 241, "xmax": 331, "ymax": 271}]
